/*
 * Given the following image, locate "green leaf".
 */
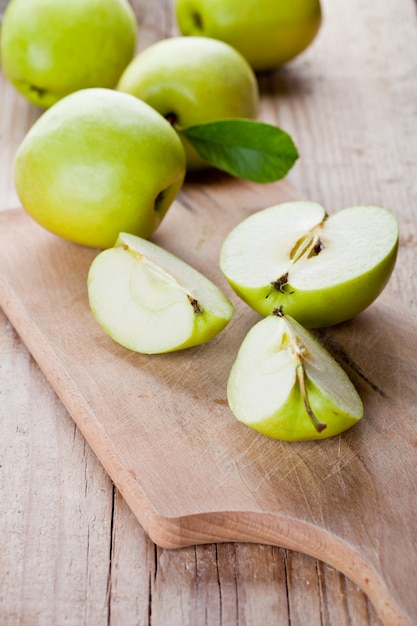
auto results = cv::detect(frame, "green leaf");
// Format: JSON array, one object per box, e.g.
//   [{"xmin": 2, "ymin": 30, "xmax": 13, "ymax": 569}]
[{"xmin": 179, "ymin": 118, "xmax": 299, "ymax": 183}]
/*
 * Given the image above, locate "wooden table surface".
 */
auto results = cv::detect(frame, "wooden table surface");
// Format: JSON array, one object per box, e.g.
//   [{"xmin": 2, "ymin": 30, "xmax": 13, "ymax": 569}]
[{"xmin": 1, "ymin": 1, "xmax": 416, "ymax": 625}]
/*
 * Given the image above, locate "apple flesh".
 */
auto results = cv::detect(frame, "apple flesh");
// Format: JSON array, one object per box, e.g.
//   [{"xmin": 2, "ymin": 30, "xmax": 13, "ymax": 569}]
[
  {"xmin": 88, "ymin": 233, "xmax": 234, "ymax": 354},
  {"xmin": 14, "ymin": 88, "xmax": 186, "ymax": 249},
  {"xmin": 175, "ymin": 0, "xmax": 322, "ymax": 72},
  {"xmin": 0, "ymin": 0, "xmax": 138, "ymax": 109},
  {"xmin": 227, "ymin": 310, "xmax": 363, "ymax": 441},
  {"xmin": 117, "ymin": 36, "xmax": 259, "ymax": 170},
  {"xmin": 220, "ymin": 201, "xmax": 399, "ymax": 328}
]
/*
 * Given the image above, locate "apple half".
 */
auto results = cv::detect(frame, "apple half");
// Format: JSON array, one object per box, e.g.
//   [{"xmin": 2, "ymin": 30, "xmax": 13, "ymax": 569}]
[
  {"xmin": 227, "ymin": 309, "xmax": 364, "ymax": 441},
  {"xmin": 88, "ymin": 233, "xmax": 234, "ymax": 354},
  {"xmin": 220, "ymin": 201, "xmax": 399, "ymax": 328}
]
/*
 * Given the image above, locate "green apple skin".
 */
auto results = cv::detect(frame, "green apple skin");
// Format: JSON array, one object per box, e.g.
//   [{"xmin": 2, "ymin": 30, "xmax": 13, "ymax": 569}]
[
  {"xmin": 88, "ymin": 232, "xmax": 234, "ymax": 354},
  {"xmin": 117, "ymin": 36, "xmax": 259, "ymax": 170},
  {"xmin": 14, "ymin": 89, "xmax": 186, "ymax": 249},
  {"xmin": 220, "ymin": 202, "xmax": 399, "ymax": 328},
  {"xmin": 227, "ymin": 313, "xmax": 363, "ymax": 441},
  {"xmin": 175, "ymin": 0, "xmax": 322, "ymax": 72},
  {"xmin": 0, "ymin": 0, "xmax": 138, "ymax": 109}
]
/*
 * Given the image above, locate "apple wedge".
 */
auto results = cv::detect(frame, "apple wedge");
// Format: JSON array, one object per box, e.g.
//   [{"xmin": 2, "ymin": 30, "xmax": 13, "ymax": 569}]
[
  {"xmin": 220, "ymin": 201, "xmax": 399, "ymax": 327},
  {"xmin": 88, "ymin": 233, "xmax": 234, "ymax": 354},
  {"xmin": 227, "ymin": 309, "xmax": 364, "ymax": 441}
]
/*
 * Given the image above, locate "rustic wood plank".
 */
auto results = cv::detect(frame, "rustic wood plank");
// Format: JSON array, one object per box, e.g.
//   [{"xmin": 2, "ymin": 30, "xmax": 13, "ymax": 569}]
[
  {"xmin": 108, "ymin": 491, "xmax": 153, "ymax": 626},
  {"xmin": 130, "ymin": 2, "xmax": 416, "ymax": 624},
  {"xmin": 0, "ymin": 162, "xmax": 415, "ymax": 624},
  {"xmin": 1, "ymin": 0, "xmax": 416, "ymax": 625},
  {"xmin": 0, "ymin": 309, "xmax": 115, "ymax": 625}
]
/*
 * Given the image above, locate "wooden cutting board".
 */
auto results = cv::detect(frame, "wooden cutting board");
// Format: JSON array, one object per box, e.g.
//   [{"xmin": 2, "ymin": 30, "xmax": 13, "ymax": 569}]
[{"xmin": 0, "ymin": 173, "xmax": 415, "ymax": 626}]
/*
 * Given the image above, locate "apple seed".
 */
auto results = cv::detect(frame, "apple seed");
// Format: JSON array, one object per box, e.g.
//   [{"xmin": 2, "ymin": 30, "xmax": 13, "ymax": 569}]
[
  {"xmin": 313, "ymin": 238, "xmax": 325, "ymax": 255},
  {"xmin": 290, "ymin": 227, "xmax": 325, "ymax": 263}
]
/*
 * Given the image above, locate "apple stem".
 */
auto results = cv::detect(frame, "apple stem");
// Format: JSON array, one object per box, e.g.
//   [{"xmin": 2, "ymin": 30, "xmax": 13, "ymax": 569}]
[{"xmin": 295, "ymin": 358, "xmax": 327, "ymax": 433}]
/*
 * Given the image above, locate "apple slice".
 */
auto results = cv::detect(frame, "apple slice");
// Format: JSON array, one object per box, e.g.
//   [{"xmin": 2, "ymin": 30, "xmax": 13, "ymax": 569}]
[
  {"xmin": 227, "ymin": 309, "xmax": 364, "ymax": 441},
  {"xmin": 88, "ymin": 233, "xmax": 234, "ymax": 354},
  {"xmin": 220, "ymin": 201, "xmax": 399, "ymax": 328}
]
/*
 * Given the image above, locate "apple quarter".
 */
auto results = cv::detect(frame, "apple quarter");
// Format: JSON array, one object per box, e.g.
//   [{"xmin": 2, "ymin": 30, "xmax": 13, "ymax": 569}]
[
  {"xmin": 88, "ymin": 233, "xmax": 234, "ymax": 354},
  {"xmin": 227, "ymin": 312, "xmax": 364, "ymax": 441}
]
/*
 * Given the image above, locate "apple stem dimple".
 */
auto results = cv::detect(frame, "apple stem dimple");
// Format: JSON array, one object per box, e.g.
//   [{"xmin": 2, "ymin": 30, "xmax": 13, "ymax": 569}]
[
  {"xmin": 29, "ymin": 84, "xmax": 47, "ymax": 98},
  {"xmin": 154, "ymin": 190, "xmax": 166, "ymax": 212},
  {"xmin": 293, "ymin": 345, "xmax": 327, "ymax": 434},
  {"xmin": 191, "ymin": 11, "xmax": 203, "ymax": 30},
  {"xmin": 164, "ymin": 112, "xmax": 178, "ymax": 127}
]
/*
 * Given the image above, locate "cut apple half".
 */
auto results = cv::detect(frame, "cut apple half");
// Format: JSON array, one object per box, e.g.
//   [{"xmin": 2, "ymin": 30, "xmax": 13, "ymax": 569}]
[
  {"xmin": 88, "ymin": 233, "xmax": 234, "ymax": 354},
  {"xmin": 220, "ymin": 201, "xmax": 399, "ymax": 327},
  {"xmin": 227, "ymin": 309, "xmax": 364, "ymax": 441}
]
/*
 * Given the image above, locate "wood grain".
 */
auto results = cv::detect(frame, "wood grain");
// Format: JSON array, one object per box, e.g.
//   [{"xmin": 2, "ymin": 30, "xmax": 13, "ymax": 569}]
[
  {"xmin": 0, "ymin": 164, "xmax": 415, "ymax": 626},
  {"xmin": 1, "ymin": 0, "xmax": 416, "ymax": 625}
]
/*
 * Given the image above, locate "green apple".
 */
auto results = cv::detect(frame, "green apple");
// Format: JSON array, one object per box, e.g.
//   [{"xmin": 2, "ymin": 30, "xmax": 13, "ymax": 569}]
[
  {"xmin": 0, "ymin": 0, "xmax": 137, "ymax": 108},
  {"xmin": 117, "ymin": 36, "xmax": 259, "ymax": 170},
  {"xmin": 220, "ymin": 201, "xmax": 399, "ymax": 328},
  {"xmin": 88, "ymin": 232, "xmax": 234, "ymax": 354},
  {"xmin": 175, "ymin": 0, "xmax": 322, "ymax": 72},
  {"xmin": 227, "ymin": 309, "xmax": 363, "ymax": 441},
  {"xmin": 14, "ymin": 88, "xmax": 186, "ymax": 249}
]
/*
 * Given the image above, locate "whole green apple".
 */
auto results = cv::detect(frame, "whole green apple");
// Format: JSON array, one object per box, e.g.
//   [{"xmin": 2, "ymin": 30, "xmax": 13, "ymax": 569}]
[
  {"xmin": 14, "ymin": 88, "xmax": 186, "ymax": 248},
  {"xmin": 220, "ymin": 201, "xmax": 399, "ymax": 328},
  {"xmin": 175, "ymin": 0, "xmax": 322, "ymax": 72},
  {"xmin": 117, "ymin": 36, "xmax": 259, "ymax": 170},
  {"xmin": 0, "ymin": 0, "xmax": 138, "ymax": 108}
]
